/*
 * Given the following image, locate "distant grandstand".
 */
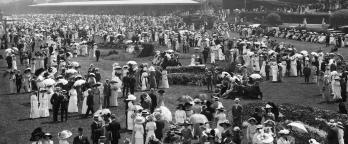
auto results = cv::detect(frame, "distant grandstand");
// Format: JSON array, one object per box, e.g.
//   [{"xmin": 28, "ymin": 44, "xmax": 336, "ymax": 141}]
[{"xmin": 29, "ymin": 0, "xmax": 201, "ymax": 15}]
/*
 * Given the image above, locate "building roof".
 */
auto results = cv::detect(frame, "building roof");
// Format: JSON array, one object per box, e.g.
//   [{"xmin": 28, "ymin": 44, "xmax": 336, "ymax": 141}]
[{"xmin": 30, "ymin": 0, "xmax": 200, "ymax": 7}]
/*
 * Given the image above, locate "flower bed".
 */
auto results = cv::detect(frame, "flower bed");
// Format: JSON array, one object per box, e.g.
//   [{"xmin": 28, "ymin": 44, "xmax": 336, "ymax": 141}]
[
  {"xmin": 166, "ymin": 65, "xmax": 206, "ymax": 74},
  {"xmin": 167, "ymin": 73, "xmax": 205, "ymax": 85},
  {"xmin": 241, "ymin": 102, "xmax": 346, "ymax": 143}
]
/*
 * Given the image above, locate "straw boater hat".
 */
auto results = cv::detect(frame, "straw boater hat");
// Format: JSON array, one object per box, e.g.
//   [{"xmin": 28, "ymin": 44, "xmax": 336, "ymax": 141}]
[
  {"xmin": 58, "ymin": 130, "xmax": 72, "ymax": 140},
  {"xmin": 126, "ymin": 94, "xmax": 136, "ymax": 101}
]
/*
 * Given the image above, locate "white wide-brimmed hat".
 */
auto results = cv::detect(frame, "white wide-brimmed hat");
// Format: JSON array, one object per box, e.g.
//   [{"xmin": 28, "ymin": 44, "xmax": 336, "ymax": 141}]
[
  {"xmin": 126, "ymin": 94, "xmax": 136, "ymax": 101},
  {"xmin": 58, "ymin": 130, "xmax": 72, "ymax": 140}
]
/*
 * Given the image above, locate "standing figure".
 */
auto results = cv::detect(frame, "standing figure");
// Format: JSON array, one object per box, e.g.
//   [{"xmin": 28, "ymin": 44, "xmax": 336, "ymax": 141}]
[
  {"xmin": 51, "ymin": 88, "xmax": 61, "ymax": 122},
  {"xmin": 30, "ymin": 91, "xmax": 40, "ymax": 119},
  {"xmin": 303, "ymin": 65, "xmax": 311, "ymax": 84},
  {"xmin": 332, "ymin": 74, "xmax": 342, "ymax": 101},
  {"xmin": 85, "ymin": 90, "xmax": 94, "ymax": 117},
  {"xmin": 148, "ymin": 89, "xmax": 157, "ymax": 113},
  {"xmin": 133, "ymin": 116, "xmax": 145, "ymax": 144},
  {"xmin": 68, "ymin": 87, "xmax": 79, "ymax": 113},
  {"xmin": 103, "ymin": 80, "xmax": 111, "ymax": 108},
  {"xmin": 290, "ymin": 56, "xmax": 298, "ymax": 77},
  {"xmin": 91, "ymin": 116, "xmax": 103, "ymax": 144},
  {"xmin": 148, "ymin": 67, "xmax": 157, "ymax": 90},
  {"xmin": 92, "ymin": 84, "xmax": 101, "ymax": 111},
  {"xmin": 231, "ymin": 98, "xmax": 243, "ymax": 127},
  {"xmin": 145, "ymin": 115, "xmax": 157, "ymax": 144},
  {"xmin": 122, "ymin": 73, "xmax": 130, "ymax": 97},
  {"xmin": 23, "ymin": 69, "xmax": 32, "ymax": 92},
  {"xmin": 60, "ymin": 90, "xmax": 69, "ymax": 122},
  {"xmin": 39, "ymin": 90, "xmax": 50, "ymax": 118},
  {"xmin": 126, "ymin": 95, "xmax": 136, "ymax": 130},
  {"xmin": 141, "ymin": 71, "xmax": 149, "ymax": 91},
  {"xmin": 81, "ymin": 88, "xmax": 89, "ymax": 115},
  {"xmin": 106, "ymin": 114, "xmax": 121, "ymax": 144},
  {"xmin": 110, "ymin": 78, "xmax": 121, "ymax": 107},
  {"xmin": 72, "ymin": 127, "xmax": 90, "ymax": 144},
  {"xmin": 215, "ymin": 106, "xmax": 227, "ymax": 139},
  {"xmin": 15, "ymin": 70, "xmax": 23, "ymax": 93},
  {"xmin": 159, "ymin": 70, "xmax": 169, "ymax": 89},
  {"xmin": 271, "ymin": 61, "xmax": 279, "ymax": 82}
]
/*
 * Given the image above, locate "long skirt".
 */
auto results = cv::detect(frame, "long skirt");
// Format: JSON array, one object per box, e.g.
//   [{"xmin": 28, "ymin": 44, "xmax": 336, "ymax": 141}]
[
  {"xmin": 127, "ymin": 111, "xmax": 134, "ymax": 130},
  {"xmin": 290, "ymin": 64, "xmax": 297, "ymax": 76},
  {"xmin": 68, "ymin": 95, "xmax": 79, "ymax": 113},
  {"xmin": 81, "ymin": 96, "xmax": 88, "ymax": 114},
  {"xmin": 110, "ymin": 89, "xmax": 118, "ymax": 107}
]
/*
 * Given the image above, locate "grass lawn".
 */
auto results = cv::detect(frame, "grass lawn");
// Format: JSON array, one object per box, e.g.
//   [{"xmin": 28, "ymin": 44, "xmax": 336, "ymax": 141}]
[{"xmin": 0, "ymin": 34, "xmax": 347, "ymax": 143}]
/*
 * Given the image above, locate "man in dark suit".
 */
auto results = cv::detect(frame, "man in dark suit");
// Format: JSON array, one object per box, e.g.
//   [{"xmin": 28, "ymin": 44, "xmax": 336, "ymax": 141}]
[
  {"xmin": 51, "ymin": 88, "xmax": 61, "ymax": 122},
  {"xmin": 303, "ymin": 65, "xmax": 311, "ymax": 84},
  {"xmin": 154, "ymin": 114, "xmax": 165, "ymax": 141},
  {"xmin": 85, "ymin": 90, "xmax": 94, "ymax": 118},
  {"xmin": 91, "ymin": 116, "xmax": 103, "ymax": 144},
  {"xmin": 103, "ymin": 79, "xmax": 111, "ymax": 108},
  {"xmin": 148, "ymin": 88, "xmax": 157, "ymax": 113},
  {"xmin": 106, "ymin": 114, "xmax": 121, "ymax": 144},
  {"xmin": 73, "ymin": 127, "xmax": 90, "ymax": 144},
  {"xmin": 129, "ymin": 74, "xmax": 136, "ymax": 94},
  {"xmin": 122, "ymin": 73, "xmax": 130, "ymax": 98},
  {"xmin": 60, "ymin": 90, "xmax": 69, "ymax": 122}
]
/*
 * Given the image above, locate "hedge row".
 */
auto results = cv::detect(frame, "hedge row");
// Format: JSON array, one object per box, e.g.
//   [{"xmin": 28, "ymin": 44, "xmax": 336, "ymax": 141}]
[
  {"xmin": 167, "ymin": 73, "xmax": 205, "ymax": 85},
  {"xmin": 240, "ymin": 11, "xmax": 330, "ymax": 24},
  {"xmin": 166, "ymin": 65, "xmax": 207, "ymax": 74}
]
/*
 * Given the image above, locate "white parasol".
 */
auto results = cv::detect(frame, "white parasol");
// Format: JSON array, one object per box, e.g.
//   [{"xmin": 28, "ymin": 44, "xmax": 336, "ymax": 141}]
[
  {"xmin": 300, "ymin": 50, "xmax": 308, "ymax": 56},
  {"xmin": 43, "ymin": 78, "xmax": 56, "ymax": 87},
  {"xmin": 73, "ymin": 79, "xmax": 86, "ymax": 86},
  {"xmin": 311, "ymin": 52, "xmax": 318, "ymax": 57},
  {"xmin": 288, "ymin": 122, "xmax": 308, "ymax": 133},
  {"xmin": 250, "ymin": 73, "xmax": 262, "ymax": 79},
  {"xmin": 56, "ymin": 79, "xmax": 68, "ymax": 85},
  {"xmin": 127, "ymin": 61, "xmax": 137, "ymax": 65},
  {"xmin": 5, "ymin": 48, "xmax": 13, "ymax": 55},
  {"xmin": 71, "ymin": 62, "xmax": 80, "ymax": 67},
  {"xmin": 94, "ymin": 109, "xmax": 111, "ymax": 117},
  {"xmin": 11, "ymin": 47, "xmax": 19, "ymax": 52},
  {"xmin": 294, "ymin": 53, "xmax": 303, "ymax": 59},
  {"xmin": 65, "ymin": 69, "xmax": 78, "ymax": 74},
  {"xmin": 189, "ymin": 114, "xmax": 208, "ymax": 124},
  {"xmin": 158, "ymin": 106, "xmax": 172, "ymax": 122}
]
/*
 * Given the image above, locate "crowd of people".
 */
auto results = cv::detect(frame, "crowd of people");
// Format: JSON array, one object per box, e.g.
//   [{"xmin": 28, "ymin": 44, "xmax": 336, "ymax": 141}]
[{"xmin": 0, "ymin": 7, "xmax": 347, "ymax": 144}]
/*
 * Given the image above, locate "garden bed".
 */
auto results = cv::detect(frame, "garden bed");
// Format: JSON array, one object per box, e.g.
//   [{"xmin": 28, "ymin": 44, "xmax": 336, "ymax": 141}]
[
  {"xmin": 167, "ymin": 73, "xmax": 205, "ymax": 85},
  {"xmin": 241, "ymin": 102, "xmax": 346, "ymax": 143},
  {"xmin": 166, "ymin": 65, "xmax": 207, "ymax": 74}
]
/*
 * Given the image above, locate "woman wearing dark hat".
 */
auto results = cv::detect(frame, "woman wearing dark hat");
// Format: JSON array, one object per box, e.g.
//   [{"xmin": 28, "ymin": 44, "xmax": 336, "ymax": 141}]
[
  {"xmin": 220, "ymin": 120, "xmax": 233, "ymax": 144},
  {"xmin": 30, "ymin": 127, "xmax": 44, "ymax": 144}
]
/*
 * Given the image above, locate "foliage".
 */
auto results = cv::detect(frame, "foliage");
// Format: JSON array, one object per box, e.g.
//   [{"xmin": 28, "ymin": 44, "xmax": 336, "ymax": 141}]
[
  {"xmin": 240, "ymin": 11, "xmax": 329, "ymax": 24},
  {"xmin": 166, "ymin": 66, "xmax": 207, "ymax": 74},
  {"xmin": 266, "ymin": 12, "xmax": 282, "ymax": 26},
  {"xmin": 330, "ymin": 9, "xmax": 348, "ymax": 28},
  {"xmin": 138, "ymin": 43, "xmax": 155, "ymax": 57},
  {"xmin": 167, "ymin": 73, "xmax": 205, "ymax": 85}
]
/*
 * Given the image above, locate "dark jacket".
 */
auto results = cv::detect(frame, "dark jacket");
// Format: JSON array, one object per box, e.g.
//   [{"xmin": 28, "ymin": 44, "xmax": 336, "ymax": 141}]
[
  {"xmin": 91, "ymin": 121, "xmax": 103, "ymax": 141},
  {"xmin": 73, "ymin": 135, "xmax": 90, "ymax": 144},
  {"xmin": 87, "ymin": 94, "xmax": 94, "ymax": 106},
  {"xmin": 155, "ymin": 120, "xmax": 166, "ymax": 140},
  {"xmin": 106, "ymin": 120, "xmax": 121, "ymax": 140},
  {"xmin": 148, "ymin": 93, "xmax": 157, "ymax": 110},
  {"xmin": 50, "ymin": 93, "xmax": 61, "ymax": 108},
  {"xmin": 103, "ymin": 83, "xmax": 111, "ymax": 97},
  {"xmin": 303, "ymin": 67, "xmax": 311, "ymax": 77}
]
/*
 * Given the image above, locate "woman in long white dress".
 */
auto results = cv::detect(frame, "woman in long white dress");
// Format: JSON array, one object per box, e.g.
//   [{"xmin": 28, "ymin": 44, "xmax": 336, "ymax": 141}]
[
  {"xmin": 145, "ymin": 116, "xmax": 157, "ymax": 144},
  {"xmin": 260, "ymin": 60, "xmax": 267, "ymax": 77},
  {"xmin": 252, "ymin": 55, "xmax": 261, "ymax": 72},
  {"xmin": 30, "ymin": 91, "xmax": 40, "ymax": 119},
  {"xmin": 332, "ymin": 75, "xmax": 342, "ymax": 101},
  {"xmin": 39, "ymin": 90, "xmax": 50, "ymax": 118},
  {"xmin": 12, "ymin": 55, "xmax": 17, "ymax": 70},
  {"xmin": 126, "ymin": 95, "xmax": 136, "ymax": 130},
  {"xmin": 133, "ymin": 116, "xmax": 145, "ymax": 144},
  {"xmin": 215, "ymin": 107, "xmax": 227, "ymax": 139},
  {"xmin": 210, "ymin": 45, "xmax": 216, "ymax": 64},
  {"xmin": 110, "ymin": 79, "xmax": 119, "ymax": 107},
  {"xmin": 174, "ymin": 104, "xmax": 186, "ymax": 124},
  {"xmin": 160, "ymin": 70, "xmax": 169, "ymax": 89},
  {"xmin": 141, "ymin": 71, "xmax": 149, "ymax": 91},
  {"xmin": 270, "ymin": 61, "xmax": 279, "ymax": 82},
  {"xmin": 281, "ymin": 61, "xmax": 287, "ymax": 77},
  {"xmin": 81, "ymin": 89, "xmax": 89, "ymax": 114},
  {"xmin": 45, "ymin": 87, "xmax": 53, "ymax": 110},
  {"xmin": 68, "ymin": 87, "xmax": 78, "ymax": 113},
  {"xmin": 290, "ymin": 56, "xmax": 297, "ymax": 77}
]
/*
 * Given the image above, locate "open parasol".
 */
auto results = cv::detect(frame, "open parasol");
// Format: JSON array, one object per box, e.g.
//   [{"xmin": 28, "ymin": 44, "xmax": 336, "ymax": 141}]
[
  {"xmin": 71, "ymin": 62, "xmax": 80, "ymax": 67},
  {"xmin": 159, "ymin": 106, "xmax": 172, "ymax": 122},
  {"xmin": 42, "ymin": 78, "xmax": 56, "ymax": 87},
  {"xmin": 177, "ymin": 95, "xmax": 193, "ymax": 103},
  {"xmin": 288, "ymin": 122, "xmax": 308, "ymax": 133},
  {"xmin": 189, "ymin": 114, "xmax": 208, "ymax": 124},
  {"xmin": 65, "ymin": 69, "xmax": 78, "ymax": 74},
  {"xmin": 56, "ymin": 79, "xmax": 68, "ymax": 85},
  {"xmin": 127, "ymin": 61, "xmax": 137, "ymax": 65},
  {"xmin": 73, "ymin": 79, "xmax": 86, "ymax": 87},
  {"xmin": 250, "ymin": 73, "xmax": 262, "ymax": 79},
  {"xmin": 300, "ymin": 50, "xmax": 308, "ymax": 55},
  {"xmin": 94, "ymin": 109, "xmax": 111, "ymax": 117}
]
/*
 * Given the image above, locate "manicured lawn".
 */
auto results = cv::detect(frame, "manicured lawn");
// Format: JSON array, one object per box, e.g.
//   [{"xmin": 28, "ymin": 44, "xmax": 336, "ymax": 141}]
[{"xmin": 0, "ymin": 35, "xmax": 346, "ymax": 143}]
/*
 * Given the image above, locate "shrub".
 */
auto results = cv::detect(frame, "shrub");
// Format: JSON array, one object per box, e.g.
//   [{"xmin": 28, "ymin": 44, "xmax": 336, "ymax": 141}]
[
  {"xmin": 166, "ymin": 66, "xmax": 206, "ymax": 74},
  {"xmin": 330, "ymin": 9, "xmax": 348, "ymax": 28},
  {"xmin": 167, "ymin": 73, "xmax": 205, "ymax": 85},
  {"xmin": 138, "ymin": 43, "xmax": 155, "ymax": 57},
  {"xmin": 266, "ymin": 12, "xmax": 282, "ymax": 26}
]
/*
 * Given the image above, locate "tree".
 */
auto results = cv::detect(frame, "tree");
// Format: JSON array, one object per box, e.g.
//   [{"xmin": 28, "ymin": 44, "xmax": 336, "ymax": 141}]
[
  {"xmin": 266, "ymin": 12, "xmax": 282, "ymax": 26},
  {"xmin": 330, "ymin": 9, "xmax": 348, "ymax": 28}
]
